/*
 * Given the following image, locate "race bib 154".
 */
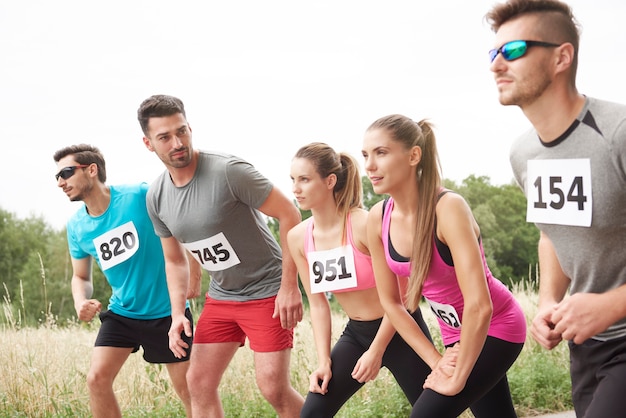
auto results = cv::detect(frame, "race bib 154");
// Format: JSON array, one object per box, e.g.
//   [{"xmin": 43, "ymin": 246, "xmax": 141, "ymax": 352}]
[{"xmin": 526, "ymin": 159, "xmax": 592, "ymax": 227}]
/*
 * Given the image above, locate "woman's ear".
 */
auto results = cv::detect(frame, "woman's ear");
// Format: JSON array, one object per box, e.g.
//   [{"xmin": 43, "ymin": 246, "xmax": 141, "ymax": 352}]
[
  {"xmin": 409, "ymin": 145, "xmax": 422, "ymax": 166},
  {"xmin": 327, "ymin": 173, "xmax": 337, "ymax": 189}
]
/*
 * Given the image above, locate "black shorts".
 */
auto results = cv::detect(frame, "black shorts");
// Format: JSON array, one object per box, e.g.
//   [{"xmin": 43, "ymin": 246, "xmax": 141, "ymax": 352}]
[
  {"xmin": 95, "ymin": 308, "xmax": 193, "ymax": 364},
  {"xmin": 569, "ymin": 334, "xmax": 626, "ymax": 417}
]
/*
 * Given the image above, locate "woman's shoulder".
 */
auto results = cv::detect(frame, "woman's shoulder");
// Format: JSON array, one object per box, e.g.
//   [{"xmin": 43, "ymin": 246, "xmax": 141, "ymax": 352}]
[
  {"xmin": 436, "ymin": 189, "xmax": 470, "ymax": 212},
  {"xmin": 287, "ymin": 218, "xmax": 309, "ymax": 244},
  {"xmin": 349, "ymin": 207, "xmax": 369, "ymax": 222}
]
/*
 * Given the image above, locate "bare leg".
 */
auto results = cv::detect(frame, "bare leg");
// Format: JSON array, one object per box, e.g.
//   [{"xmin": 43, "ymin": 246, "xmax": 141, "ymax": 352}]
[
  {"xmin": 186, "ymin": 342, "xmax": 239, "ymax": 418},
  {"xmin": 87, "ymin": 346, "xmax": 133, "ymax": 418},
  {"xmin": 254, "ymin": 349, "xmax": 304, "ymax": 418},
  {"xmin": 165, "ymin": 361, "xmax": 192, "ymax": 417}
]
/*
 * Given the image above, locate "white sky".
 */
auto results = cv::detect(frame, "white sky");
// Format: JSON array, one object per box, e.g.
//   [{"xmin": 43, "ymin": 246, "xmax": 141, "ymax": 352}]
[{"xmin": 1, "ymin": 0, "xmax": 624, "ymax": 231}]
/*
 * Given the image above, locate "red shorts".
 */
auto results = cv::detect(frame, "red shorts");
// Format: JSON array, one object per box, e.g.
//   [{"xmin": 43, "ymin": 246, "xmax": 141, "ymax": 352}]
[{"xmin": 194, "ymin": 295, "xmax": 293, "ymax": 352}]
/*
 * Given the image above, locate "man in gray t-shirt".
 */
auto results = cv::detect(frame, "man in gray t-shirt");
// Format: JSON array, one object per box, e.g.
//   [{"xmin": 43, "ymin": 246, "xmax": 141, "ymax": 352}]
[
  {"xmin": 138, "ymin": 94, "xmax": 304, "ymax": 417},
  {"xmin": 487, "ymin": 1, "xmax": 626, "ymax": 417}
]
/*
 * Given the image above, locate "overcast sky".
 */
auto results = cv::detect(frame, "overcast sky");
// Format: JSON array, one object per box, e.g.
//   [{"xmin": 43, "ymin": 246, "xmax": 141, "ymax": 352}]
[{"xmin": 1, "ymin": 0, "xmax": 624, "ymax": 231}]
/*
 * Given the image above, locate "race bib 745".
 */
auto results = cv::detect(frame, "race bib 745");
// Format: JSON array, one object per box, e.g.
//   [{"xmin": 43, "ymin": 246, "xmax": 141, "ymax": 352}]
[{"xmin": 183, "ymin": 232, "xmax": 241, "ymax": 272}]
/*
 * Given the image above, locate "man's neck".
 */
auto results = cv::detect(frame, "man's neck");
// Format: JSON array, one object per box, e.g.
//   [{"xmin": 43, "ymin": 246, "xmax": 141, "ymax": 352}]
[
  {"xmin": 523, "ymin": 90, "xmax": 586, "ymax": 143},
  {"xmin": 84, "ymin": 184, "xmax": 111, "ymax": 217}
]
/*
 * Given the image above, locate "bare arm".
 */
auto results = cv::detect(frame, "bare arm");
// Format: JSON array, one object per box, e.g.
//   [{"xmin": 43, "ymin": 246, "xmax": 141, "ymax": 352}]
[
  {"xmin": 424, "ymin": 194, "xmax": 492, "ymax": 396},
  {"xmin": 287, "ymin": 223, "xmax": 333, "ymax": 394},
  {"xmin": 258, "ymin": 186, "xmax": 303, "ymax": 329},
  {"xmin": 351, "ymin": 313, "xmax": 396, "ymax": 383},
  {"xmin": 186, "ymin": 251, "xmax": 203, "ymax": 299},
  {"xmin": 366, "ymin": 202, "xmax": 441, "ymax": 369},
  {"xmin": 350, "ymin": 209, "xmax": 396, "ymax": 383},
  {"xmin": 530, "ymin": 231, "xmax": 570, "ymax": 349},
  {"xmin": 70, "ymin": 256, "xmax": 102, "ymax": 322},
  {"xmin": 160, "ymin": 236, "xmax": 192, "ymax": 358}
]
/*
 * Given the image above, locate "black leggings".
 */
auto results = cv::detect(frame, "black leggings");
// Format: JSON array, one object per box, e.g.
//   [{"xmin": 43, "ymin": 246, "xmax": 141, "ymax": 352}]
[
  {"xmin": 411, "ymin": 336, "xmax": 523, "ymax": 418},
  {"xmin": 300, "ymin": 309, "xmax": 432, "ymax": 417}
]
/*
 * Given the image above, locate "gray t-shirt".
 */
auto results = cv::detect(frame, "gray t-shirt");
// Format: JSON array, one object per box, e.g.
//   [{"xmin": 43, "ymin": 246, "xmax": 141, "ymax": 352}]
[
  {"xmin": 510, "ymin": 96, "xmax": 626, "ymax": 341},
  {"xmin": 147, "ymin": 151, "xmax": 283, "ymax": 301}
]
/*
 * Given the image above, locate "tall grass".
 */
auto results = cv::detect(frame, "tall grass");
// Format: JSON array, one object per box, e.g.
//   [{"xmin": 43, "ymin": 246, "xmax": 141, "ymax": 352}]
[{"xmin": 0, "ymin": 278, "xmax": 571, "ymax": 417}]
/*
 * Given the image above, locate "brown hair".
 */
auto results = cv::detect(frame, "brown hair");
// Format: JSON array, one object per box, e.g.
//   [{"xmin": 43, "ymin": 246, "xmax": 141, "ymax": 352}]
[
  {"xmin": 294, "ymin": 142, "xmax": 363, "ymax": 218},
  {"xmin": 485, "ymin": 0, "xmax": 581, "ymax": 81},
  {"xmin": 137, "ymin": 95, "xmax": 187, "ymax": 136},
  {"xmin": 366, "ymin": 115, "xmax": 441, "ymax": 311},
  {"xmin": 53, "ymin": 144, "xmax": 107, "ymax": 183}
]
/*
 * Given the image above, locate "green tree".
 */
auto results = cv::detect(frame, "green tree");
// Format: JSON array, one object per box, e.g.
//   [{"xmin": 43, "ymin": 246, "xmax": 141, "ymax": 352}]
[
  {"xmin": 0, "ymin": 210, "xmax": 57, "ymax": 325},
  {"xmin": 449, "ymin": 176, "xmax": 539, "ymax": 286},
  {"xmin": 362, "ymin": 176, "xmax": 385, "ymax": 210},
  {"xmin": 0, "ymin": 208, "xmax": 112, "ymax": 326}
]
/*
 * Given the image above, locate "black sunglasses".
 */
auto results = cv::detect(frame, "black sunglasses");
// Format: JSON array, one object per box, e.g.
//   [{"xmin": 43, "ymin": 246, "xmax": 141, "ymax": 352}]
[
  {"xmin": 489, "ymin": 40, "xmax": 561, "ymax": 63},
  {"xmin": 55, "ymin": 164, "xmax": 90, "ymax": 181}
]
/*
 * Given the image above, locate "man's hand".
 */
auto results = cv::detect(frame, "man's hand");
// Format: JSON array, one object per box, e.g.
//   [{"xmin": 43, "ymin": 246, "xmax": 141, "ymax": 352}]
[
  {"xmin": 76, "ymin": 299, "xmax": 101, "ymax": 322},
  {"xmin": 551, "ymin": 293, "xmax": 614, "ymax": 344},
  {"xmin": 531, "ymin": 304, "xmax": 563, "ymax": 350},
  {"xmin": 168, "ymin": 314, "xmax": 192, "ymax": 358},
  {"xmin": 273, "ymin": 285, "xmax": 303, "ymax": 329}
]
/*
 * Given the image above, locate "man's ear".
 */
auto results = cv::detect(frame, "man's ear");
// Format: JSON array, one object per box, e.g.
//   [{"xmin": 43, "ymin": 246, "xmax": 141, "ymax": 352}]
[
  {"xmin": 554, "ymin": 42, "xmax": 575, "ymax": 75},
  {"xmin": 142, "ymin": 136, "xmax": 154, "ymax": 152}
]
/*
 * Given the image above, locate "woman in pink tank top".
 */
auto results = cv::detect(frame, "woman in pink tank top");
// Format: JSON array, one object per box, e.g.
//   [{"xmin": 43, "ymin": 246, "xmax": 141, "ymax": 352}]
[
  {"xmin": 363, "ymin": 115, "xmax": 525, "ymax": 418},
  {"xmin": 287, "ymin": 142, "xmax": 432, "ymax": 417}
]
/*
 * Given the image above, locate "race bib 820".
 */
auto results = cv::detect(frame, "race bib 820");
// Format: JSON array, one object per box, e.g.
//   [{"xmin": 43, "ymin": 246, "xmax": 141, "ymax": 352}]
[{"xmin": 93, "ymin": 221, "xmax": 139, "ymax": 271}]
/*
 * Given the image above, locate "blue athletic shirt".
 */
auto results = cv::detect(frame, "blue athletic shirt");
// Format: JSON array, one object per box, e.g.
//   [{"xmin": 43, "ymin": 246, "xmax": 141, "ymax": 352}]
[{"xmin": 66, "ymin": 183, "xmax": 177, "ymax": 319}]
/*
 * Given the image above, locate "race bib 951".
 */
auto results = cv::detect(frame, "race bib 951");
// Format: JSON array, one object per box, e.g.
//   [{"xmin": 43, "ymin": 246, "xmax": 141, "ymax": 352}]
[{"xmin": 307, "ymin": 245, "xmax": 358, "ymax": 294}]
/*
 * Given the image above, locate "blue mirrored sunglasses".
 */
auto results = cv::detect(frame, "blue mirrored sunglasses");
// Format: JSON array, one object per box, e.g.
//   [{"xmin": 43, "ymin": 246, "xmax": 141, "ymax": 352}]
[{"xmin": 489, "ymin": 40, "xmax": 561, "ymax": 63}]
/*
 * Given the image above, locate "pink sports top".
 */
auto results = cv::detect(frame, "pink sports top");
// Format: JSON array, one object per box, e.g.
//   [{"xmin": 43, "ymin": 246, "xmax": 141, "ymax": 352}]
[
  {"xmin": 381, "ymin": 196, "xmax": 526, "ymax": 345},
  {"xmin": 304, "ymin": 212, "xmax": 376, "ymax": 293}
]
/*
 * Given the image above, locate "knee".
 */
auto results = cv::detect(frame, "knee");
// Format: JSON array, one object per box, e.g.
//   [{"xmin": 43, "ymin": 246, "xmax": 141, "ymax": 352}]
[
  {"xmin": 86, "ymin": 368, "xmax": 114, "ymax": 393},
  {"xmin": 256, "ymin": 375, "xmax": 297, "ymax": 407},
  {"xmin": 186, "ymin": 366, "xmax": 219, "ymax": 395},
  {"xmin": 300, "ymin": 395, "xmax": 331, "ymax": 418},
  {"xmin": 256, "ymin": 380, "xmax": 283, "ymax": 405}
]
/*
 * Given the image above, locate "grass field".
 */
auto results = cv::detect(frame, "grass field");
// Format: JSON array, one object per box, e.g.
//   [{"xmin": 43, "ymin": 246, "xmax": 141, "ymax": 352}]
[{"xmin": 0, "ymin": 284, "xmax": 572, "ymax": 417}]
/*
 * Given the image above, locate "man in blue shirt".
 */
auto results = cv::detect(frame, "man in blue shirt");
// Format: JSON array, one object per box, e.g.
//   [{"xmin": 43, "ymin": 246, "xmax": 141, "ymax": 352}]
[{"xmin": 53, "ymin": 144, "xmax": 201, "ymax": 417}]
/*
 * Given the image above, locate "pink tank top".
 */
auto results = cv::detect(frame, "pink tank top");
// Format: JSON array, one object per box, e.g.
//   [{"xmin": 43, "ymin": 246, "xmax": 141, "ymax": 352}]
[
  {"xmin": 381, "ymin": 197, "xmax": 526, "ymax": 345},
  {"xmin": 304, "ymin": 212, "xmax": 376, "ymax": 293}
]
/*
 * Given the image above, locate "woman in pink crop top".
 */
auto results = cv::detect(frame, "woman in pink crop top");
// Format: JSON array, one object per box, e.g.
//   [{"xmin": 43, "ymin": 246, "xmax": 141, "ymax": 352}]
[
  {"xmin": 287, "ymin": 142, "xmax": 432, "ymax": 417},
  {"xmin": 363, "ymin": 115, "xmax": 525, "ymax": 418}
]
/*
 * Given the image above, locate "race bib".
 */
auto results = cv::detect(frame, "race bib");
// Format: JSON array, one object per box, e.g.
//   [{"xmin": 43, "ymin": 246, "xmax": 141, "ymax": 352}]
[
  {"xmin": 425, "ymin": 297, "xmax": 461, "ymax": 329},
  {"xmin": 93, "ymin": 221, "xmax": 139, "ymax": 271},
  {"xmin": 183, "ymin": 232, "xmax": 241, "ymax": 272},
  {"xmin": 526, "ymin": 159, "xmax": 592, "ymax": 227},
  {"xmin": 307, "ymin": 245, "xmax": 358, "ymax": 294}
]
